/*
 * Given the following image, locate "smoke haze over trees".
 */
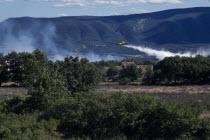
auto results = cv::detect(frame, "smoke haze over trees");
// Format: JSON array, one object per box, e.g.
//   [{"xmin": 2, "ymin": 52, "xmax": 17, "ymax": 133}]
[
  {"xmin": 1, "ymin": 7, "xmax": 210, "ymax": 61},
  {"xmin": 1, "ymin": 50, "xmax": 210, "ymax": 86}
]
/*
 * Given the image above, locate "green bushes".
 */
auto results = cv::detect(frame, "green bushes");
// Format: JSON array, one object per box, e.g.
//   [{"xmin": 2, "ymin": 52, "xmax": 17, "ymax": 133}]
[
  {"xmin": 120, "ymin": 64, "xmax": 142, "ymax": 82},
  {"xmin": 1, "ymin": 91, "xmax": 210, "ymax": 139},
  {"xmin": 0, "ymin": 50, "xmax": 101, "ymax": 90},
  {"xmin": 39, "ymin": 92, "xmax": 210, "ymax": 139},
  {"xmin": 58, "ymin": 57, "xmax": 101, "ymax": 93},
  {"xmin": 107, "ymin": 66, "xmax": 119, "ymax": 81},
  {"xmin": 105, "ymin": 64, "xmax": 142, "ymax": 83},
  {"xmin": 0, "ymin": 95, "xmax": 27, "ymax": 114},
  {"xmin": 0, "ymin": 51, "xmax": 210, "ymax": 139},
  {"xmin": 154, "ymin": 55, "xmax": 210, "ymax": 85},
  {"xmin": 0, "ymin": 113, "xmax": 61, "ymax": 140}
]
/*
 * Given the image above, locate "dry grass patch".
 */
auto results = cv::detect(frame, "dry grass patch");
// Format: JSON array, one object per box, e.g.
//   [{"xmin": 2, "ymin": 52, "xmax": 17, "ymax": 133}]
[
  {"xmin": 99, "ymin": 85, "xmax": 210, "ymax": 94},
  {"xmin": 0, "ymin": 87, "xmax": 28, "ymax": 101},
  {"xmin": 200, "ymin": 112, "xmax": 210, "ymax": 119}
]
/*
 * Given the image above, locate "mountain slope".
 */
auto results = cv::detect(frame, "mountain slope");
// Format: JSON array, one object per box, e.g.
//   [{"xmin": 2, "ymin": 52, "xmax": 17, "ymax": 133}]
[{"xmin": 0, "ymin": 7, "xmax": 210, "ymax": 60}]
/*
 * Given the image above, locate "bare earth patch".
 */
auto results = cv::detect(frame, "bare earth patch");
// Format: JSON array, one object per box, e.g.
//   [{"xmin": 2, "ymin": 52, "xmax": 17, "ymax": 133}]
[
  {"xmin": 200, "ymin": 112, "xmax": 210, "ymax": 119},
  {"xmin": 99, "ymin": 85, "xmax": 210, "ymax": 118},
  {"xmin": 0, "ymin": 86, "xmax": 209, "ymax": 118},
  {"xmin": 0, "ymin": 87, "xmax": 28, "ymax": 101},
  {"xmin": 98, "ymin": 85, "xmax": 210, "ymax": 102},
  {"xmin": 99, "ymin": 85, "xmax": 210, "ymax": 94}
]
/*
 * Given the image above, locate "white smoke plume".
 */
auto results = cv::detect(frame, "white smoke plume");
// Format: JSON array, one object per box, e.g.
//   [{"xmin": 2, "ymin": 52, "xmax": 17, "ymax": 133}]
[
  {"xmin": 0, "ymin": 20, "xmax": 122, "ymax": 62},
  {"xmin": 125, "ymin": 44, "xmax": 210, "ymax": 60},
  {"xmin": 0, "ymin": 21, "xmax": 60, "ymax": 55}
]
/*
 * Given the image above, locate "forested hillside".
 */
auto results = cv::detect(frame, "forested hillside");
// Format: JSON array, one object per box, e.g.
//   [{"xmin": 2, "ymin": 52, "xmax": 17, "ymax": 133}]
[{"xmin": 1, "ymin": 7, "xmax": 210, "ymax": 60}]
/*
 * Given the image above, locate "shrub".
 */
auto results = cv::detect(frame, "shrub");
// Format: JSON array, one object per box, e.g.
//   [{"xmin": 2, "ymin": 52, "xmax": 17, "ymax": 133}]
[
  {"xmin": 41, "ymin": 92, "xmax": 210, "ymax": 139},
  {"xmin": 59, "ymin": 57, "xmax": 101, "ymax": 93},
  {"xmin": 0, "ymin": 113, "xmax": 61, "ymax": 140}
]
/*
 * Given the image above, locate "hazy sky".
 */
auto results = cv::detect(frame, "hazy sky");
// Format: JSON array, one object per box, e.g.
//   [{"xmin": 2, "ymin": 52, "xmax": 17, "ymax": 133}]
[{"xmin": 0, "ymin": 0, "xmax": 210, "ymax": 21}]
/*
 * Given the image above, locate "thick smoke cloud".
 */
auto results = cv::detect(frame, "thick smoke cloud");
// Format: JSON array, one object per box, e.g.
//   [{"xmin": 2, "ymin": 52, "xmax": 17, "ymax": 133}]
[
  {"xmin": 0, "ymin": 20, "xmax": 120, "ymax": 61},
  {"xmin": 0, "ymin": 21, "xmax": 60, "ymax": 56},
  {"xmin": 125, "ymin": 44, "xmax": 210, "ymax": 60}
]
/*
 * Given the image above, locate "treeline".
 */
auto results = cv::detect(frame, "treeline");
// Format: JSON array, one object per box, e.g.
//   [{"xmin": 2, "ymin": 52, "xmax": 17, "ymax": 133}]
[
  {"xmin": 92, "ymin": 60, "xmax": 155, "ymax": 69},
  {"xmin": 1, "ymin": 50, "xmax": 209, "ymax": 86},
  {"xmin": 154, "ymin": 55, "xmax": 210, "ymax": 85},
  {"xmin": 0, "ymin": 50, "xmax": 101, "ymax": 90},
  {"xmin": 0, "ymin": 50, "xmax": 210, "ymax": 139},
  {"xmin": 93, "ymin": 55, "xmax": 210, "ymax": 85}
]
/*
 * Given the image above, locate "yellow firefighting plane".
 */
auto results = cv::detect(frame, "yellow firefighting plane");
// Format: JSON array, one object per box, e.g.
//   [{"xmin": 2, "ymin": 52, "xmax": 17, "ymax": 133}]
[{"xmin": 116, "ymin": 41, "xmax": 129, "ymax": 46}]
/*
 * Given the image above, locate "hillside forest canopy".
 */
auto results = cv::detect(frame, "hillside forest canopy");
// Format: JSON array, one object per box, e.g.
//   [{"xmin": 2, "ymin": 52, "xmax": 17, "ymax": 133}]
[
  {"xmin": 0, "ymin": 50, "xmax": 210, "ymax": 86},
  {"xmin": 0, "ymin": 50, "xmax": 210, "ymax": 139}
]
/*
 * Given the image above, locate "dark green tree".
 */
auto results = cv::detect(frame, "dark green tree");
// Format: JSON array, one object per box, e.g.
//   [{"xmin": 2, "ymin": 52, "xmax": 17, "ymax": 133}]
[
  {"xmin": 0, "ymin": 53, "xmax": 8, "ymax": 86},
  {"xmin": 107, "ymin": 67, "xmax": 120, "ymax": 81},
  {"xmin": 59, "ymin": 57, "xmax": 101, "ymax": 93},
  {"xmin": 120, "ymin": 64, "xmax": 142, "ymax": 82},
  {"xmin": 142, "ymin": 66, "xmax": 154, "ymax": 84},
  {"xmin": 20, "ymin": 49, "xmax": 48, "ymax": 87},
  {"xmin": 154, "ymin": 55, "xmax": 210, "ymax": 85},
  {"xmin": 24, "ymin": 67, "xmax": 68, "ymax": 111}
]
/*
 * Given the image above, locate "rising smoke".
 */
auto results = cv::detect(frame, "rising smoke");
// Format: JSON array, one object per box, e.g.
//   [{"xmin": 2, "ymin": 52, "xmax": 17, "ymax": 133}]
[
  {"xmin": 0, "ymin": 20, "xmax": 61, "ymax": 57},
  {"xmin": 2, "ymin": 19, "xmax": 209, "ymax": 61},
  {"xmin": 0, "ymin": 19, "xmax": 121, "ymax": 62},
  {"xmin": 125, "ymin": 45, "xmax": 210, "ymax": 60}
]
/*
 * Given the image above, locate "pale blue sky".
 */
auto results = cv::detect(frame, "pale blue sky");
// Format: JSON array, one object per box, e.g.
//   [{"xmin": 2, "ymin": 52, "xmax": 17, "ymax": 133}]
[{"xmin": 0, "ymin": 0, "xmax": 210, "ymax": 22}]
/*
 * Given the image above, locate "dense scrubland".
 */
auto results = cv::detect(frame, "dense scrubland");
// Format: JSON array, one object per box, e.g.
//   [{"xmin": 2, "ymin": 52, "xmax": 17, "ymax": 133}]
[{"xmin": 0, "ymin": 50, "xmax": 210, "ymax": 139}]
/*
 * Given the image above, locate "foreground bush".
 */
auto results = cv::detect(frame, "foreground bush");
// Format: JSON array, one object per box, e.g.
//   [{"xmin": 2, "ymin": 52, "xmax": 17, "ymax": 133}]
[
  {"xmin": 1, "ymin": 92, "xmax": 210, "ymax": 139},
  {"xmin": 0, "ymin": 113, "xmax": 61, "ymax": 140},
  {"xmin": 40, "ymin": 92, "xmax": 210, "ymax": 139}
]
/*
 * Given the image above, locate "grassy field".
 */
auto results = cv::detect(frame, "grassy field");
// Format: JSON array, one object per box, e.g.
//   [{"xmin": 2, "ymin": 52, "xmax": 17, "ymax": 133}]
[
  {"xmin": 0, "ymin": 87, "xmax": 28, "ymax": 101},
  {"xmin": 98, "ymin": 85, "xmax": 210, "ymax": 102},
  {"xmin": 0, "ymin": 85, "xmax": 210, "ymax": 102},
  {"xmin": 99, "ymin": 84, "xmax": 210, "ymax": 118},
  {"xmin": 0, "ymin": 85, "xmax": 210, "ymax": 118}
]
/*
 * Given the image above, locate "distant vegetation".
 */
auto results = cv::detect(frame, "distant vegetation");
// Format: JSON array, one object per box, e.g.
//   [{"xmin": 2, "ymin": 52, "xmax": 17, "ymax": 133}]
[
  {"xmin": 2, "ymin": 50, "xmax": 210, "ymax": 86},
  {"xmin": 0, "ymin": 50, "xmax": 210, "ymax": 139},
  {"xmin": 0, "ymin": 50, "xmax": 101, "ymax": 89},
  {"xmin": 154, "ymin": 55, "xmax": 210, "ymax": 85},
  {"xmin": 93, "ymin": 55, "xmax": 210, "ymax": 85}
]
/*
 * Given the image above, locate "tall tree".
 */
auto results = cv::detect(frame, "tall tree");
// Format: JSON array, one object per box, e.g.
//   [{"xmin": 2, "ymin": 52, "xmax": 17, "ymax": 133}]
[
  {"xmin": 59, "ymin": 57, "xmax": 101, "ymax": 93},
  {"xmin": 0, "ymin": 53, "xmax": 8, "ymax": 86},
  {"xmin": 21, "ymin": 49, "xmax": 48, "ymax": 87},
  {"xmin": 120, "ymin": 64, "xmax": 142, "ymax": 82},
  {"xmin": 107, "ymin": 67, "xmax": 119, "ymax": 81}
]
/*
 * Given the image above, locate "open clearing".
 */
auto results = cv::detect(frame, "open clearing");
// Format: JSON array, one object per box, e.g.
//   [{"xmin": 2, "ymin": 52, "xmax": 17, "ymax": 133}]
[
  {"xmin": 99, "ymin": 85, "xmax": 210, "ymax": 118},
  {"xmin": 0, "ymin": 87, "xmax": 28, "ymax": 101},
  {"xmin": 0, "ymin": 85, "xmax": 210, "ymax": 102},
  {"xmin": 1, "ymin": 85, "xmax": 210, "ymax": 118},
  {"xmin": 98, "ymin": 85, "xmax": 210, "ymax": 102}
]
